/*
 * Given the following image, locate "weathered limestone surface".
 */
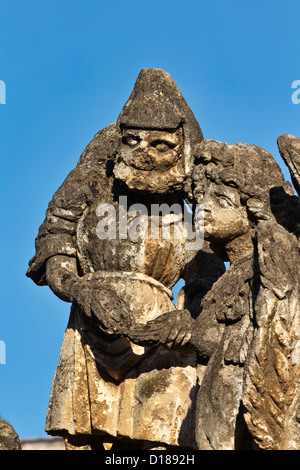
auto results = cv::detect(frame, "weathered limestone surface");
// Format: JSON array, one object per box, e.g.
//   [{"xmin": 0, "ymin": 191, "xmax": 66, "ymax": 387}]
[
  {"xmin": 128, "ymin": 137, "xmax": 300, "ymax": 450},
  {"xmin": 27, "ymin": 68, "xmax": 300, "ymax": 450},
  {"xmin": 0, "ymin": 419, "xmax": 22, "ymax": 450},
  {"xmin": 26, "ymin": 69, "xmax": 224, "ymax": 450}
]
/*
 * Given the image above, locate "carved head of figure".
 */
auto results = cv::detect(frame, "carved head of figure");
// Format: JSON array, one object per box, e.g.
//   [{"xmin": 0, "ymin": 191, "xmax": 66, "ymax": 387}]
[
  {"xmin": 113, "ymin": 68, "xmax": 203, "ymax": 194},
  {"xmin": 192, "ymin": 140, "xmax": 293, "ymax": 248}
]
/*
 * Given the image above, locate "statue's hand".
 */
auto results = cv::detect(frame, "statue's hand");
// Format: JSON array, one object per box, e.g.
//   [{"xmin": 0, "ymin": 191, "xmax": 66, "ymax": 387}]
[
  {"xmin": 89, "ymin": 287, "xmax": 134, "ymax": 336},
  {"xmin": 128, "ymin": 309, "xmax": 194, "ymax": 350},
  {"xmin": 45, "ymin": 257, "xmax": 134, "ymax": 336}
]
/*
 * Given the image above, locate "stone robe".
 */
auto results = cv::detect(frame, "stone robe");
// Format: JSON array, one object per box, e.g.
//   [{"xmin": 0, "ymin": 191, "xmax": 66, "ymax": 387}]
[{"xmin": 27, "ymin": 123, "xmax": 223, "ymax": 447}]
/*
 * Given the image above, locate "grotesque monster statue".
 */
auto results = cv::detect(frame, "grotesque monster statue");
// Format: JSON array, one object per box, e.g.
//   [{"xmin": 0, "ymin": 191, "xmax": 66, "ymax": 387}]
[
  {"xmin": 129, "ymin": 138, "xmax": 300, "ymax": 450},
  {"xmin": 26, "ymin": 69, "xmax": 224, "ymax": 450}
]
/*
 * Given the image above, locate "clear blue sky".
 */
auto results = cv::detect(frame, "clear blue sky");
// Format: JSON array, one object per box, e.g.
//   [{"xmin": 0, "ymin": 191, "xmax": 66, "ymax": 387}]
[{"xmin": 0, "ymin": 0, "xmax": 299, "ymax": 439}]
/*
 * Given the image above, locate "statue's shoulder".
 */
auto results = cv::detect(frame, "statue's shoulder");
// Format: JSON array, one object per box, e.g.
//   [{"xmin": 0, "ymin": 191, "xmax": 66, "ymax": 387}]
[
  {"xmin": 254, "ymin": 219, "xmax": 300, "ymax": 298},
  {"xmin": 49, "ymin": 123, "xmax": 119, "ymax": 208},
  {"xmin": 76, "ymin": 122, "xmax": 120, "ymax": 170}
]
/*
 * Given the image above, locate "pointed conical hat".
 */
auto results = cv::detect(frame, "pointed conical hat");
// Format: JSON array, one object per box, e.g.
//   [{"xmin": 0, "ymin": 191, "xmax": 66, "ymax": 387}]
[{"xmin": 117, "ymin": 68, "xmax": 203, "ymax": 173}]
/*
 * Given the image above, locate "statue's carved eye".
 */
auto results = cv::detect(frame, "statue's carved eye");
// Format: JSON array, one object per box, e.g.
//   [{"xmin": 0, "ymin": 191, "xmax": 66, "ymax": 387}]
[
  {"xmin": 151, "ymin": 140, "xmax": 174, "ymax": 152},
  {"xmin": 217, "ymin": 196, "xmax": 234, "ymax": 208},
  {"xmin": 123, "ymin": 136, "xmax": 141, "ymax": 148}
]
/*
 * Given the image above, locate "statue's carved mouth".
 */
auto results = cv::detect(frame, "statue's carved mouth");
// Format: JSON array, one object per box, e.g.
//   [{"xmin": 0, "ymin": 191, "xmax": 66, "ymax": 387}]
[{"xmin": 113, "ymin": 159, "xmax": 186, "ymax": 194}]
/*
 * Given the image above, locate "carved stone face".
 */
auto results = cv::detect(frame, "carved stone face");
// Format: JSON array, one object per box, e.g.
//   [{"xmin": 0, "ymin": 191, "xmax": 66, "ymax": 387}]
[
  {"xmin": 120, "ymin": 128, "xmax": 183, "ymax": 171},
  {"xmin": 199, "ymin": 182, "xmax": 251, "ymax": 242},
  {"xmin": 113, "ymin": 127, "xmax": 185, "ymax": 194}
]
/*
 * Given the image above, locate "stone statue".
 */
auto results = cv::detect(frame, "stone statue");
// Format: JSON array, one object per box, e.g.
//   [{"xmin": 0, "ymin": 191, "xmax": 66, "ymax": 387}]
[
  {"xmin": 128, "ymin": 138, "xmax": 300, "ymax": 450},
  {"xmin": 0, "ymin": 419, "xmax": 22, "ymax": 450},
  {"xmin": 26, "ymin": 69, "xmax": 224, "ymax": 450}
]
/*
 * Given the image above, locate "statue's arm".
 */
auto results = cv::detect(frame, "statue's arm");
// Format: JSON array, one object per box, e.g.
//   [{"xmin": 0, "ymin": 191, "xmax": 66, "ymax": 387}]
[
  {"xmin": 45, "ymin": 255, "xmax": 133, "ymax": 335},
  {"xmin": 127, "ymin": 244, "xmax": 225, "ymax": 350},
  {"xmin": 45, "ymin": 255, "xmax": 90, "ymax": 309},
  {"xmin": 127, "ymin": 308, "xmax": 195, "ymax": 351},
  {"xmin": 27, "ymin": 123, "xmax": 119, "ymax": 286},
  {"xmin": 27, "ymin": 124, "xmax": 133, "ymax": 335}
]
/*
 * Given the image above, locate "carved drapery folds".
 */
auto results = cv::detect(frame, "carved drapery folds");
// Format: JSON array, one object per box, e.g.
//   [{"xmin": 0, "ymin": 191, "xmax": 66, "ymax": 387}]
[{"xmin": 27, "ymin": 69, "xmax": 300, "ymax": 450}]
